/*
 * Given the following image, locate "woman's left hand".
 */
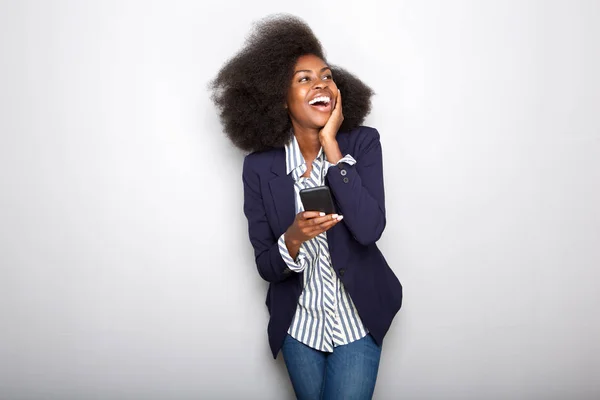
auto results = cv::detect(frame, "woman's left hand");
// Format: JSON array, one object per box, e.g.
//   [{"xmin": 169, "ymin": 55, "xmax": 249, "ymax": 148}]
[{"xmin": 318, "ymin": 89, "xmax": 344, "ymax": 144}]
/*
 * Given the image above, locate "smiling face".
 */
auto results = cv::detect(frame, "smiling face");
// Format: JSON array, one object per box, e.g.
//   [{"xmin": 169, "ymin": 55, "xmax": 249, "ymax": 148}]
[{"xmin": 286, "ymin": 54, "xmax": 338, "ymax": 131}]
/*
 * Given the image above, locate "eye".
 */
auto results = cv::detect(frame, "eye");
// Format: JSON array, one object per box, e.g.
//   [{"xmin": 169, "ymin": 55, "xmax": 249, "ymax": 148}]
[
  {"xmin": 323, "ymin": 74, "xmax": 333, "ymax": 80},
  {"xmin": 298, "ymin": 76, "xmax": 310, "ymax": 83}
]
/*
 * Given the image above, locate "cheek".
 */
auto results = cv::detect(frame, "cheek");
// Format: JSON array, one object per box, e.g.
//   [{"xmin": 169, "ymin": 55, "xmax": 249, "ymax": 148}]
[
  {"xmin": 288, "ymin": 97, "xmax": 303, "ymax": 111},
  {"xmin": 286, "ymin": 100, "xmax": 304, "ymax": 121},
  {"xmin": 288, "ymin": 92, "xmax": 307, "ymax": 112},
  {"xmin": 287, "ymin": 88, "xmax": 302, "ymax": 106}
]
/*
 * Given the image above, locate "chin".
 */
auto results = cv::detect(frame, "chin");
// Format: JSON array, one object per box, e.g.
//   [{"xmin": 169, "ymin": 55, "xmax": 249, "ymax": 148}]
[{"xmin": 310, "ymin": 116, "xmax": 331, "ymax": 128}]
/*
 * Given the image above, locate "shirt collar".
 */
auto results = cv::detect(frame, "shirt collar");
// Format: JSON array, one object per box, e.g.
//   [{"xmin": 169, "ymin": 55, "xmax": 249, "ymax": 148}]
[{"xmin": 284, "ymin": 135, "xmax": 327, "ymax": 176}]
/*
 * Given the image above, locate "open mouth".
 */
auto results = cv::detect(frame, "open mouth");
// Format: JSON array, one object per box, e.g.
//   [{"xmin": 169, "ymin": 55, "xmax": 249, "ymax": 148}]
[{"xmin": 308, "ymin": 96, "xmax": 332, "ymax": 112}]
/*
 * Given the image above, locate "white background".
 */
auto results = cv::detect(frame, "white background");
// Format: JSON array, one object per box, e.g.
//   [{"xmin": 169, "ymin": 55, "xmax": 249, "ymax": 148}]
[{"xmin": 1, "ymin": 0, "xmax": 599, "ymax": 399}]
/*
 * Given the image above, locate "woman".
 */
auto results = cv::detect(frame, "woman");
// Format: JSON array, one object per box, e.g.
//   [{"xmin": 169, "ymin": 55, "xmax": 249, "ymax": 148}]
[{"xmin": 211, "ymin": 14, "xmax": 402, "ymax": 399}]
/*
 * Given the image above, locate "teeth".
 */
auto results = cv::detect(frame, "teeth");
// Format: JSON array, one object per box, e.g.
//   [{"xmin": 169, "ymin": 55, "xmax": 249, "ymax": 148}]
[{"xmin": 309, "ymin": 96, "xmax": 331, "ymax": 105}]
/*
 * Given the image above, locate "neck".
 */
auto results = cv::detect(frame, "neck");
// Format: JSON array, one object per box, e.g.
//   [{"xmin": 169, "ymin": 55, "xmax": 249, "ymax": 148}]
[{"xmin": 292, "ymin": 124, "xmax": 321, "ymax": 161}]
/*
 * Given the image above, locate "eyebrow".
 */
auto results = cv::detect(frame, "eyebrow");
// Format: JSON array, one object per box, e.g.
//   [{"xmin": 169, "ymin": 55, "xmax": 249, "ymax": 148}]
[{"xmin": 293, "ymin": 66, "xmax": 331, "ymax": 75}]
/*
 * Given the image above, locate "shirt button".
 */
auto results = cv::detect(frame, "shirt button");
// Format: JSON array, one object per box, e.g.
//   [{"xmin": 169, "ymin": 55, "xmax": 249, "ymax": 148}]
[
  {"xmin": 343, "ymin": 177, "xmax": 349, "ymax": 183},
  {"xmin": 340, "ymin": 169, "xmax": 347, "ymax": 176},
  {"xmin": 339, "ymin": 269, "xmax": 345, "ymax": 276}
]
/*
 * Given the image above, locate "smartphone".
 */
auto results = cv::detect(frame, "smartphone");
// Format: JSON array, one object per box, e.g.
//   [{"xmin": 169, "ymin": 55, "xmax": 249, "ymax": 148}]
[{"xmin": 299, "ymin": 186, "xmax": 336, "ymax": 215}]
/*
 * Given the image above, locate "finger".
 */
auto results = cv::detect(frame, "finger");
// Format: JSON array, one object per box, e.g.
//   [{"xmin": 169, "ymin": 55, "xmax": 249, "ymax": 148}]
[
  {"xmin": 307, "ymin": 215, "xmax": 343, "ymax": 235},
  {"xmin": 319, "ymin": 218, "xmax": 340, "ymax": 231},
  {"xmin": 303, "ymin": 218, "xmax": 336, "ymax": 236},
  {"xmin": 301, "ymin": 211, "xmax": 326, "ymax": 220},
  {"xmin": 309, "ymin": 214, "xmax": 340, "ymax": 226},
  {"xmin": 298, "ymin": 215, "xmax": 331, "ymax": 231},
  {"xmin": 300, "ymin": 215, "xmax": 332, "ymax": 228},
  {"xmin": 334, "ymin": 89, "xmax": 342, "ymax": 111},
  {"xmin": 306, "ymin": 219, "xmax": 340, "ymax": 239},
  {"xmin": 319, "ymin": 214, "xmax": 343, "ymax": 228}
]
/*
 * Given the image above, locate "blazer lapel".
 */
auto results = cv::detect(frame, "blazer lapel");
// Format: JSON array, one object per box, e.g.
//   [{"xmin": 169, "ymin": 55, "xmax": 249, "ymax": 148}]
[{"xmin": 268, "ymin": 149, "xmax": 296, "ymax": 235}]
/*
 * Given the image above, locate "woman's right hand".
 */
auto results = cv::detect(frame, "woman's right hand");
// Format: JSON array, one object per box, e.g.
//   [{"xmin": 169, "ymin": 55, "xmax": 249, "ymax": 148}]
[{"xmin": 284, "ymin": 211, "xmax": 343, "ymax": 258}]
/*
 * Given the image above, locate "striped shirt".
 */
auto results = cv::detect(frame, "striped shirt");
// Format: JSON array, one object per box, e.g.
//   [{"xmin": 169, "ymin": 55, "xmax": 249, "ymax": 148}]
[{"xmin": 277, "ymin": 135, "xmax": 368, "ymax": 352}]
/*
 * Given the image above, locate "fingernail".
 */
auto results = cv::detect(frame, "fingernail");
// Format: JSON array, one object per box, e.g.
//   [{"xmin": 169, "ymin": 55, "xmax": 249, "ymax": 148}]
[
  {"xmin": 332, "ymin": 214, "xmax": 339, "ymax": 219},
  {"xmin": 319, "ymin": 212, "xmax": 325, "ymax": 216},
  {"xmin": 337, "ymin": 215, "xmax": 344, "ymax": 221}
]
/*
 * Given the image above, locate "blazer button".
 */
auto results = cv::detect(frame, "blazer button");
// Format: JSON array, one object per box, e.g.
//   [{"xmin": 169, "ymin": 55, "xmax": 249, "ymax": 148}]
[
  {"xmin": 339, "ymin": 269, "xmax": 345, "ymax": 276},
  {"xmin": 340, "ymin": 169, "xmax": 347, "ymax": 176},
  {"xmin": 343, "ymin": 177, "xmax": 349, "ymax": 183}
]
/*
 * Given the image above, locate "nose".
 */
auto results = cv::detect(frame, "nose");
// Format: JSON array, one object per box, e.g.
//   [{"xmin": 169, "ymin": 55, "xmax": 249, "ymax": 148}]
[{"xmin": 312, "ymin": 79, "xmax": 329, "ymax": 90}]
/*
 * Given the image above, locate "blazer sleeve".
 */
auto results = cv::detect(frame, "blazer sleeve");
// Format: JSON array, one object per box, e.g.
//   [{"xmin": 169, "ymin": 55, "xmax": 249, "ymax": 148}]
[
  {"xmin": 242, "ymin": 155, "xmax": 294, "ymax": 283},
  {"xmin": 326, "ymin": 128, "xmax": 386, "ymax": 246}
]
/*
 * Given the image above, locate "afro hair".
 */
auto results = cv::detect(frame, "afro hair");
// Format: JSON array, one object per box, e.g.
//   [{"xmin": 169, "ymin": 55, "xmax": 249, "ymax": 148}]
[{"xmin": 210, "ymin": 14, "xmax": 374, "ymax": 153}]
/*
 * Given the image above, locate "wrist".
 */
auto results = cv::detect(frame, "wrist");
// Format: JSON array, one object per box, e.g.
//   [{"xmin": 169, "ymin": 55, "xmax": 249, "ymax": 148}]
[
  {"xmin": 321, "ymin": 140, "xmax": 342, "ymax": 164},
  {"xmin": 319, "ymin": 134, "xmax": 337, "ymax": 146},
  {"xmin": 284, "ymin": 232, "xmax": 302, "ymax": 247},
  {"xmin": 284, "ymin": 234, "xmax": 302, "ymax": 260}
]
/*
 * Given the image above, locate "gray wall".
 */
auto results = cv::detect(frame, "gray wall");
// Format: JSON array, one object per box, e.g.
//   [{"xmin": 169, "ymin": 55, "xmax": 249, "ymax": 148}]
[{"xmin": 1, "ymin": 0, "xmax": 599, "ymax": 399}]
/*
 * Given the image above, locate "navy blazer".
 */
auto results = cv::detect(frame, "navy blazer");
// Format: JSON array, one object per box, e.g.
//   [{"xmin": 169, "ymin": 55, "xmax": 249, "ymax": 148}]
[{"xmin": 242, "ymin": 126, "xmax": 403, "ymax": 358}]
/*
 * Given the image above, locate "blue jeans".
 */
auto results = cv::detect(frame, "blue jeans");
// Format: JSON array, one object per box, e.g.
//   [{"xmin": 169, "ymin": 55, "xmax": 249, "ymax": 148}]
[{"xmin": 281, "ymin": 334, "xmax": 382, "ymax": 400}]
